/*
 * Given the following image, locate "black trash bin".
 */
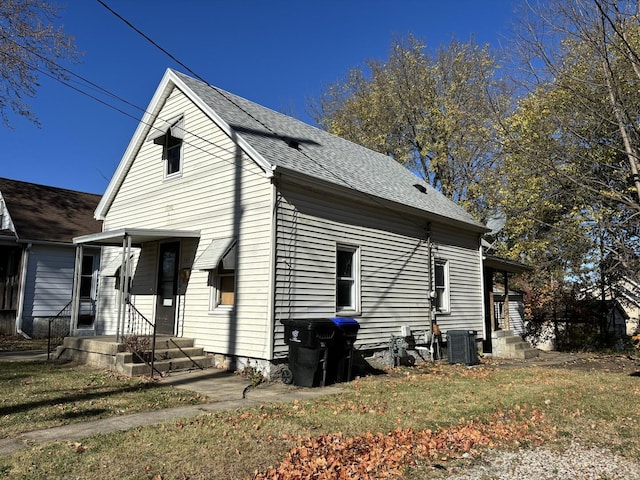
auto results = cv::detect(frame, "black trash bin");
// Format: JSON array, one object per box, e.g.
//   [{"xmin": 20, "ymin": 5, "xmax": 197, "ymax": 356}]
[
  {"xmin": 330, "ymin": 317, "xmax": 360, "ymax": 383},
  {"xmin": 446, "ymin": 330, "xmax": 478, "ymax": 365},
  {"xmin": 281, "ymin": 318, "xmax": 336, "ymax": 387}
]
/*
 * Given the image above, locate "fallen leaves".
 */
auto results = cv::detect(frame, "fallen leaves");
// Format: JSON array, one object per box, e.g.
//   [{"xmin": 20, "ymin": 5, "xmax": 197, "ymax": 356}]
[
  {"xmin": 68, "ymin": 441, "xmax": 86, "ymax": 454},
  {"xmin": 250, "ymin": 408, "xmax": 552, "ymax": 479}
]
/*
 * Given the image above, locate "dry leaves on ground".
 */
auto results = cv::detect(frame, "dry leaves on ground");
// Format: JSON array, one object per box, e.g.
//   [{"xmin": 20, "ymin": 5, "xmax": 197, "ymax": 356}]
[{"xmin": 250, "ymin": 408, "xmax": 552, "ymax": 479}]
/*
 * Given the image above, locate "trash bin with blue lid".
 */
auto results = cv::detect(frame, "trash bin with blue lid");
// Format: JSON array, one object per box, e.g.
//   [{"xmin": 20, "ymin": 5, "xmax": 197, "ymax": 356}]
[
  {"xmin": 281, "ymin": 318, "xmax": 337, "ymax": 387},
  {"xmin": 330, "ymin": 317, "xmax": 360, "ymax": 383}
]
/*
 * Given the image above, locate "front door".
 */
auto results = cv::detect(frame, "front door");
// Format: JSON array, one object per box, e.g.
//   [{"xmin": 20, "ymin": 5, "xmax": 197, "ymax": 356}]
[{"xmin": 156, "ymin": 242, "xmax": 180, "ymax": 335}]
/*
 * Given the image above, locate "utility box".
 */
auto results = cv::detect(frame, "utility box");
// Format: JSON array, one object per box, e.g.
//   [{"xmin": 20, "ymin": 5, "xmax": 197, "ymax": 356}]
[{"xmin": 447, "ymin": 330, "xmax": 478, "ymax": 365}]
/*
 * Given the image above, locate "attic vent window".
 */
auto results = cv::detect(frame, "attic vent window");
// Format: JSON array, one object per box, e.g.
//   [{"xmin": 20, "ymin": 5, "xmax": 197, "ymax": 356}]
[{"xmin": 413, "ymin": 183, "xmax": 427, "ymax": 194}]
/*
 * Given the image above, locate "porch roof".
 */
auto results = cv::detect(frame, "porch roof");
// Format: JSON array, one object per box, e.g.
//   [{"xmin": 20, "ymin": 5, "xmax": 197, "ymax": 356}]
[
  {"xmin": 484, "ymin": 254, "xmax": 531, "ymax": 274},
  {"xmin": 73, "ymin": 228, "xmax": 201, "ymax": 247}
]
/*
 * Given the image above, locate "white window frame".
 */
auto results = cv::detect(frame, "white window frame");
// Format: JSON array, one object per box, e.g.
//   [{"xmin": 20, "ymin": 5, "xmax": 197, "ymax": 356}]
[
  {"xmin": 208, "ymin": 268, "xmax": 236, "ymax": 311},
  {"xmin": 434, "ymin": 258, "xmax": 450, "ymax": 313},
  {"xmin": 336, "ymin": 244, "xmax": 360, "ymax": 315}
]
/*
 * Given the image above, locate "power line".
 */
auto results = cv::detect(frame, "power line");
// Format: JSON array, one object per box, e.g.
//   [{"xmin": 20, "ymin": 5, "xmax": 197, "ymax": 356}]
[
  {"xmin": 94, "ymin": 1, "xmax": 434, "ymax": 231},
  {"xmin": 0, "ymin": 47, "xmax": 267, "ymax": 181},
  {"xmin": 95, "ymin": 0, "xmax": 207, "ymax": 84}
]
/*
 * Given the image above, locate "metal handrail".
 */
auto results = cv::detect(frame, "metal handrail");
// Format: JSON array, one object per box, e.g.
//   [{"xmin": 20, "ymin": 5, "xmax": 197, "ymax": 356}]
[
  {"xmin": 47, "ymin": 300, "xmax": 73, "ymax": 359},
  {"xmin": 123, "ymin": 300, "xmax": 159, "ymax": 378}
]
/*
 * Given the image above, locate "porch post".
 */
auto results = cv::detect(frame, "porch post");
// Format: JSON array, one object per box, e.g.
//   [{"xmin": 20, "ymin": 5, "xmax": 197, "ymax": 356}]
[
  {"xmin": 503, "ymin": 271, "xmax": 510, "ymax": 331},
  {"xmin": 123, "ymin": 233, "xmax": 132, "ymax": 339},
  {"xmin": 70, "ymin": 244, "xmax": 83, "ymax": 336},
  {"xmin": 116, "ymin": 235, "xmax": 126, "ymax": 342}
]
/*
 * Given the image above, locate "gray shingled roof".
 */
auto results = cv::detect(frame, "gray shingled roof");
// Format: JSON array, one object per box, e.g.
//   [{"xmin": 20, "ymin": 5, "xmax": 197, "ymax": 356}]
[
  {"xmin": 174, "ymin": 70, "xmax": 486, "ymax": 231},
  {"xmin": 0, "ymin": 178, "xmax": 102, "ymax": 243}
]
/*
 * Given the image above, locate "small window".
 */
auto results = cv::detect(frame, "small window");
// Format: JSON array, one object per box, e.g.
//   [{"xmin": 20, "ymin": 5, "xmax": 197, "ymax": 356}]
[
  {"xmin": 336, "ymin": 244, "xmax": 360, "ymax": 313},
  {"xmin": 208, "ymin": 246, "xmax": 236, "ymax": 310},
  {"xmin": 434, "ymin": 259, "xmax": 450, "ymax": 313},
  {"xmin": 163, "ymin": 134, "xmax": 182, "ymax": 177},
  {"xmin": 150, "ymin": 116, "xmax": 184, "ymax": 178}
]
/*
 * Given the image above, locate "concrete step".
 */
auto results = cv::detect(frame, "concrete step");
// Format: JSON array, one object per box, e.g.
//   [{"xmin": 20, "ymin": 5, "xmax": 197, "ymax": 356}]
[
  {"xmin": 116, "ymin": 346, "xmax": 206, "ymax": 364},
  {"xmin": 121, "ymin": 355, "xmax": 214, "ymax": 376},
  {"xmin": 491, "ymin": 330, "xmax": 512, "ymax": 339},
  {"xmin": 491, "ymin": 330, "xmax": 539, "ymax": 360}
]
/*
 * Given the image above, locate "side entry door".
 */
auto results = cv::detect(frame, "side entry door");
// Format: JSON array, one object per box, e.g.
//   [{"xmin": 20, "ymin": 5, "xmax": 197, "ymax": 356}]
[{"xmin": 156, "ymin": 242, "xmax": 180, "ymax": 335}]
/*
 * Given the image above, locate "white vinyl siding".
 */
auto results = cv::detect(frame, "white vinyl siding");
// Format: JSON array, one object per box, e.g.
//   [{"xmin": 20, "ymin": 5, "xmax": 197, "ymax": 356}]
[
  {"xmin": 23, "ymin": 245, "xmax": 75, "ymax": 318},
  {"xmin": 273, "ymin": 183, "xmax": 484, "ymax": 357},
  {"xmin": 274, "ymin": 184, "xmax": 432, "ymax": 356},
  {"xmin": 98, "ymin": 86, "xmax": 273, "ymax": 359},
  {"xmin": 430, "ymin": 224, "xmax": 484, "ymax": 335}
]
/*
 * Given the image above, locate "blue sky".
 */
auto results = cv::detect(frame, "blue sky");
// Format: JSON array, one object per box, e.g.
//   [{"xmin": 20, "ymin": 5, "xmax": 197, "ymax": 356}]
[{"xmin": 2, "ymin": 0, "xmax": 519, "ymax": 194}]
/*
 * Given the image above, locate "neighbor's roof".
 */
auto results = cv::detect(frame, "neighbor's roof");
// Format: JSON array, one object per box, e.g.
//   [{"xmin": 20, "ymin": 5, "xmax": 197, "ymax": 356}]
[
  {"xmin": 0, "ymin": 178, "xmax": 102, "ymax": 243},
  {"xmin": 98, "ymin": 69, "xmax": 486, "ymax": 231}
]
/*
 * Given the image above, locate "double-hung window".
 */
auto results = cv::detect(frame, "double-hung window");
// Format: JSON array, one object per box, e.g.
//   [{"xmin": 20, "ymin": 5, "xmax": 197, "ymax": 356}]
[
  {"xmin": 336, "ymin": 244, "xmax": 360, "ymax": 314},
  {"xmin": 434, "ymin": 259, "xmax": 450, "ymax": 313}
]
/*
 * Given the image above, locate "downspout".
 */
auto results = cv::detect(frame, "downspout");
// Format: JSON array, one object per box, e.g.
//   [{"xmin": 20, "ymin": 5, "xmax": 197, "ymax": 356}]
[
  {"xmin": 426, "ymin": 223, "xmax": 435, "ymax": 333},
  {"xmin": 15, "ymin": 243, "xmax": 32, "ymax": 339}
]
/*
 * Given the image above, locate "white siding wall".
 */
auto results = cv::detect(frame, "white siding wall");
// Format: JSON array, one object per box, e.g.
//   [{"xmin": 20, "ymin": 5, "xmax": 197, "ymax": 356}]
[
  {"xmin": 273, "ymin": 183, "xmax": 484, "ymax": 357},
  {"xmin": 98, "ymin": 86, "xmax": 273, "ymax": 358},
  {"xmin": 431, "ymin": 224, "xmax": 485, "ymax": 336},
  {"xmin": 23, "ymin": 245, "xmax": 75, "ymax": 319}
]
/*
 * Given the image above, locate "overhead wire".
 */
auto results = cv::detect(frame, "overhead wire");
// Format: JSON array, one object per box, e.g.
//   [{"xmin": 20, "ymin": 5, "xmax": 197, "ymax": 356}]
[
  {"xmin": 94, "ymin": 0, "xmax": 450, "ymax": 232},
  {"xmin": 1, "ymin": 40, "xmax": 269, "ymax": 181}
]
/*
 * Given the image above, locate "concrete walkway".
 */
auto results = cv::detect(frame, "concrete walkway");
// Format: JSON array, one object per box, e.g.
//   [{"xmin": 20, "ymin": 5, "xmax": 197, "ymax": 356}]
[{"xmin": 0, "ymin": 361, "xmax": 344, "ymax": 457}]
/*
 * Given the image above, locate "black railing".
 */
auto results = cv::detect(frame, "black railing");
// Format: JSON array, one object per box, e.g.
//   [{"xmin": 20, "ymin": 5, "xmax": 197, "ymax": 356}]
[
  {"xmin": 47, "ymin": 301, "xmax": 73, "ymax": 359},
  {"xmin": 123, "ymin": 300, "xmax": 159, "ymax": 377}
]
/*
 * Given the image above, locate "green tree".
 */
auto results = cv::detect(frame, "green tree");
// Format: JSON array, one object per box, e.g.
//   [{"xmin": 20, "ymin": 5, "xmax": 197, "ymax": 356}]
[
  {"xmin": 495, "ymin": 0, "xmax": 640, "ymax": 340},
  {"xmin": 0, "ymin": 0, "xmax": 77, "ymax": 126},
  {"xmin": 311, "ymin": 34, "xmax": 512, "ymax": 218}
]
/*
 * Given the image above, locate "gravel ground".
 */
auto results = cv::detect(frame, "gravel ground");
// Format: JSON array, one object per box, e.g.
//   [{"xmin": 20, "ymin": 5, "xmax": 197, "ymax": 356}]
[{"xmin": 446, "ymin": 441, "xmax": 640, "ymax": 479}]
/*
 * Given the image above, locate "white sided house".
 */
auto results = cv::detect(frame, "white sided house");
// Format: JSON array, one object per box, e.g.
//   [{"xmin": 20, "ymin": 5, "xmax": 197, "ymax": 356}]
[
  {"xmin": 71, "ymin": 69, "xmax": 489, "ymax": 374},
  {"xmin": 0, "ymin": 178, "xmax": 102, "ymax": 338}
]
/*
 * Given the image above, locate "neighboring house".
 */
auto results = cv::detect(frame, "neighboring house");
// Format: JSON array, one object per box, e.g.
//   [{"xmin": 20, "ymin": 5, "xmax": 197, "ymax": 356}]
[
  {"xmin": 72, "ymin": 69, "xmax": 489, "ymax": 372},
  {"xmin": 491, "ymin": 287, "xmax": 526, "ymax": 337},
  {"xmin": 612, "ymin": 276, "xmax": 640, "ymax": 335},
  {"xmin": 0, "ymin": 178, "xmax": 102, "ymax": 337}
]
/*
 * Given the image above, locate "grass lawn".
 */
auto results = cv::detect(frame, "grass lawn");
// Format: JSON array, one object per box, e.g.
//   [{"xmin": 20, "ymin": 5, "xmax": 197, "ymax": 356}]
[
  {"xmin": 0, "ymin": 335, "xmax": 49, "ymax": 352},
  {"xmin": 0, "ymin": 360, "xmax": 207, "ymax": 438},
  {"xmin": 0, "ymin": 355, "xmax": 638, "ymax": 479}
]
